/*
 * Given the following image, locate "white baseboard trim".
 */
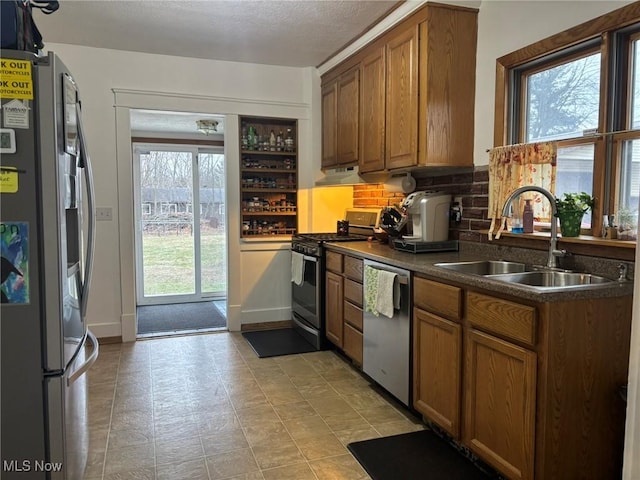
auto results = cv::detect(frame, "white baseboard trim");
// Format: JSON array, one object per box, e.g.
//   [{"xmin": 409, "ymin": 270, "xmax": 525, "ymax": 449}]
[
  {"xmin": 88, "ymin": 321, "xmax": 122, "ymax": 339},
  {"xmin": 88, "ymin": 310, "xmax": 294, "ymax": 338},
  {"xmin": 240, "ymin": 306, "xmax": 292, "ymax": 327}
]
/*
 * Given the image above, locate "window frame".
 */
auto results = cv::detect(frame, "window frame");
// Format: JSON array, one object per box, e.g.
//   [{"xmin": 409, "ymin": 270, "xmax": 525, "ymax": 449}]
[
  {"xmin": 494, "ymin": 2, "xmax": 640, "ymax": 239},
  {"xmin": 609, "ymin": 30, "xmax": 640, "ymax": 218},
  {"xmin": 517, "ymin": 45, "xmax": 602, "ymax": 144}
]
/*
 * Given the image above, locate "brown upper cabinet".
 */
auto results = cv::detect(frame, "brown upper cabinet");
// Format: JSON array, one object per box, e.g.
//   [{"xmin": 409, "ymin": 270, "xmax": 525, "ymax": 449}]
[
  {"xmin": 359, "ymin": 45, "xmax": 386, "ymax": 172},
  {"xmin": 321, "ymin": 81, "xmax": 338, "ymax": 168},
  {"xmin": 385, "ymin": 23, "xmax": 419, "ymax": 170},
  {"xmin": 337, "ymin": 67, "xmax": 360, "ymax": 165},
  {"xmin": 322, "ymin": 66, "xmax": 360, "ymax": 169},
  {"xmin": 321, "ymin": 3, "xmax": 478, "ymax": 174}
]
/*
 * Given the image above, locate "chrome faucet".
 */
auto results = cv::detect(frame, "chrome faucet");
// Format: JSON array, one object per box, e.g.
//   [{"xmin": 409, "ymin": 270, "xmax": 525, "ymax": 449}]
[
  {"xmin": 618, "ymin": 263, "xmax": 629, "ymax": 282},
  {"xmin": 501, "ymin": 186, "xmax": 565, "ymax": 269}
]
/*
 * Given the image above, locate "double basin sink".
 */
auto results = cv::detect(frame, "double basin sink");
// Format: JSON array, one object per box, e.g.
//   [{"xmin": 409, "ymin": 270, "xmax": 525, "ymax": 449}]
[{"xmin": 433, "ymin": 260, "xmax": 616, "ymax": 292}]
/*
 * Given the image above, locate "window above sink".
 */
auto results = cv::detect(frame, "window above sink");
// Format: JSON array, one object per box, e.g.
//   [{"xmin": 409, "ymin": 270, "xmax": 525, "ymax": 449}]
[{"xmin": 493, "ymin": 2, "xmax": 640, "ymax": 240}]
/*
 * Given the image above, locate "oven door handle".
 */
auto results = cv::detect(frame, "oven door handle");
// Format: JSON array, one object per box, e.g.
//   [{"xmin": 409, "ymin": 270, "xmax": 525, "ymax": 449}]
[{"xmin": 303, "ymin": 255, "xmax": 318, "ymax": 263}]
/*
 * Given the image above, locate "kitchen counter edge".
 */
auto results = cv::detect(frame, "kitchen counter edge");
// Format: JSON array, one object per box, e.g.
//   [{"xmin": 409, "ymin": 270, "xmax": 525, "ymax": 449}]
[{"xmin": 324, "ymin": 241, "xmax": 633, "ymax": 302}]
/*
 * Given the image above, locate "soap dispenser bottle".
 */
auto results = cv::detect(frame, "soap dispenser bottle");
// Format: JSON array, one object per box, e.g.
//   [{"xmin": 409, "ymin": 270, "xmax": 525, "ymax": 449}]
[
  {"xmin": 511, "ymin": 203, "xmax": 524, "ymax": 234},
  {"xmin": 523, "ymin": 199, "xmax": 534, "ymax": 233}
]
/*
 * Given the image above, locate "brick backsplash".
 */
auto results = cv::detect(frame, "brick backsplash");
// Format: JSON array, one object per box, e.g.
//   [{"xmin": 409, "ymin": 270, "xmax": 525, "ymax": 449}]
[
  {"xmin": 352, "ymin": 183, "xmax": 406, "ymax": 208},
  {"xmin": 352, "ymin": 166, "xmax": 489, "ymax": 243}
]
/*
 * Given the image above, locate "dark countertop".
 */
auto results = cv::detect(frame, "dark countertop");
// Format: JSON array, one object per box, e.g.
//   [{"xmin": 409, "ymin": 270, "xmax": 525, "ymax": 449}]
[{"xmin": 325, "ymin": 240, "xmax": 634, "ymax": 302}]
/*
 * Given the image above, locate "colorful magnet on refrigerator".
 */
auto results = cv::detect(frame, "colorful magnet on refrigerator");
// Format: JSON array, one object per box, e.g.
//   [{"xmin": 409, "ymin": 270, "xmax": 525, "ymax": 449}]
[{"xmin": 0, "ymin": 222, "xmax": 29, "ymax": 304}]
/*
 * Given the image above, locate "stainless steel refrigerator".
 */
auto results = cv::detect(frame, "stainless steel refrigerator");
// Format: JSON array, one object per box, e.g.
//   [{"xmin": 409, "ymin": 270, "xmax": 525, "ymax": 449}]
[{"xmin": 1, "ymin": 50, "xmax": 98, "ymax": 479}]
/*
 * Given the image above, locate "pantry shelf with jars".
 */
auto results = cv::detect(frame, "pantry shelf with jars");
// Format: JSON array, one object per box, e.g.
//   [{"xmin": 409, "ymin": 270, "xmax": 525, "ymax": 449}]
[{"xmin": 239, "ymin": 115, "xmax": 298, "ymax": 238}]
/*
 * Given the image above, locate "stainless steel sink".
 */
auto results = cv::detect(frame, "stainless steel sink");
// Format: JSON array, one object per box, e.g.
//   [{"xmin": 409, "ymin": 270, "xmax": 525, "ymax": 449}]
[
  {"xmin": 434, "ymin": 260, "xmax": 528, "ymax": 275},
  {"xmin": 434, "ymin": 261, "xmax": 619, "ymax": 292},
  {"xmin": 486, "ymin": 271, "xmax": 614, "ymax": 290}
]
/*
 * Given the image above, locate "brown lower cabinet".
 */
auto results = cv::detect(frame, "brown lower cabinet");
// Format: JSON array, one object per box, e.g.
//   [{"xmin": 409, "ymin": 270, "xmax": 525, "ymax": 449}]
[
  {"xmin": 325, "ymin": 270, "xmax": 343, "ymax": 347},
  {"xmin": 413, "ymin": 308, "xmax": 462, "ymax": 437},
  {"xmin": 325, "ymin": 250, "xmax": 364, "ymax": 364},
  {"xmin": 413, "ymin": 275, "xmax": 632, "ymax": 480},
  {"xmin": 464, "ymin": 328, "xmax": 537, "ymax": 480}
]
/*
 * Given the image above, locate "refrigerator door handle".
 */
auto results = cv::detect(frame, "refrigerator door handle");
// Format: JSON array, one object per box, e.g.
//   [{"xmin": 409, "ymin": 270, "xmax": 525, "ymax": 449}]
[
  {"xmin": 75, "ymin": 102, "xmax": 96, "ymax": 321},
  {"xmin": 67, "ymin": 330, "xmax": 99, "ymax": 386}
]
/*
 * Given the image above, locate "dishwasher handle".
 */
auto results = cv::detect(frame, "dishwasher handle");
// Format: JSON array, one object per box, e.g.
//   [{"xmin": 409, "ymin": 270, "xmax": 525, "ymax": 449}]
[{"xmin": 366, "ymin": 266, "xmax": 409, "ymax": 284}]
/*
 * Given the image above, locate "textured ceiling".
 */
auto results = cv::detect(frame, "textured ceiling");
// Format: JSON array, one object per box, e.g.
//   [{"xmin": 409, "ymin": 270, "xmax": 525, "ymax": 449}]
[
  {"xmin": 39, "ymin": 1, "xmax": 400, "ymax": 135},
  {"xmin": 34, "ymin": 0, "xmax": 401, "ymax": 68}
]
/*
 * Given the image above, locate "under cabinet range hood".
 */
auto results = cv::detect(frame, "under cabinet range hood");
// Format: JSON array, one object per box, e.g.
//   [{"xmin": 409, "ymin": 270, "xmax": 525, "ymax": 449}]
[
  {"xmin": 315, "ymin": 165, "xmax": 390, "ymax": 186},
  {"xmin": 315, "ymin": 165, "xmax": 365, "ymax": 186}
]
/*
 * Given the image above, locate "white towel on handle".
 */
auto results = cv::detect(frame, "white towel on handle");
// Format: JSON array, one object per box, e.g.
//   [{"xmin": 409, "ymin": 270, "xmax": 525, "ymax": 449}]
[
  {"xmin": 291, "ymin": 252, "xmax": 305, "ymax": 286},
  {"xmin": 376, "ymin": 270, "xmax": 400, "ymax": 318}
]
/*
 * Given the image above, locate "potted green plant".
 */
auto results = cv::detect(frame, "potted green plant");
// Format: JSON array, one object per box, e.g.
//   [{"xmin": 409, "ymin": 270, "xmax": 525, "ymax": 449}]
[{"xmin": 555, "ymin": 192, "xmax": 594, "ymax": 237}]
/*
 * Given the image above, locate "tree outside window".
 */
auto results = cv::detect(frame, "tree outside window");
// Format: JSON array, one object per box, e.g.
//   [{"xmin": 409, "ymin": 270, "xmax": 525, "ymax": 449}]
[{"xmin": 524, "ymin": 53, "xmax": 600, "ymax": 143}]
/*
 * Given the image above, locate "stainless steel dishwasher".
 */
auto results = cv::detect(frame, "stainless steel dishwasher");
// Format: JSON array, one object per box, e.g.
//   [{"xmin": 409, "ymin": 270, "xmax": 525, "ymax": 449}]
[{"xmin": 363, "ymin": 260, "xmax": 411, "ymax": 406}]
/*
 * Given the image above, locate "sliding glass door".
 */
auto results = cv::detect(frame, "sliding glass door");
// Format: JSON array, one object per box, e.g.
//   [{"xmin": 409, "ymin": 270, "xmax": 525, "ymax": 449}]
[{"xmin": 133, "ymin": 144, "xmax": 226, "ymax": 305}]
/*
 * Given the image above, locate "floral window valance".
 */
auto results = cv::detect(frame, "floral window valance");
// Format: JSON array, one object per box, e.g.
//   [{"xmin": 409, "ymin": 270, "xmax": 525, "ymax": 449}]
[{"xmin": 488, "ymin": 142, "xmax": 557, "ymax": 239}]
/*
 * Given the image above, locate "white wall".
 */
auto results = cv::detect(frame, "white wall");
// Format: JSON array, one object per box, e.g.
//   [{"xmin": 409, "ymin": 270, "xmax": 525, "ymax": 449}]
[
  {"xmin": 44, "ymin": 43, "xmax": 332, "ymax": 339},
  {"xmin": 626, "ymin": 248, "xmax": 640, "ymax": 480},
  {"xmin": 473, "ymin": 0, "xmax": 633, "ymax": 165}
]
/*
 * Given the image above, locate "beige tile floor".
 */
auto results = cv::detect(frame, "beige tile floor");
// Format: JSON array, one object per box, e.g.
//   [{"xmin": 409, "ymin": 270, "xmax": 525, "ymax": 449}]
[{"xmin": 86, "ymin": 332, "xmax": 425, "ymax": 480}]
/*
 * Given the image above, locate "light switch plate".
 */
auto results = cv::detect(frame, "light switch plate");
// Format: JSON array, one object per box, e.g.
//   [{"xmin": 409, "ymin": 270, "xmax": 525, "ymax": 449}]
[{"xmin": 96, "ymin": 207, "xmax": 113, "ymax": 221}]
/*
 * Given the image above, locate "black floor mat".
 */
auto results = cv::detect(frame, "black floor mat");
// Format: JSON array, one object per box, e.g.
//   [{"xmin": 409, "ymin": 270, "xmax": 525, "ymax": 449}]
[
  {"xmin": 348, "ymin": 429, "xmax": 496, "ymax": 480},
  {"xmin": 242, "ymin": 328, "xmax": 317, "ymax": 358},
  {"xmin": 137, "ymin": 302, "xmax": 226, "ymax": 334}
]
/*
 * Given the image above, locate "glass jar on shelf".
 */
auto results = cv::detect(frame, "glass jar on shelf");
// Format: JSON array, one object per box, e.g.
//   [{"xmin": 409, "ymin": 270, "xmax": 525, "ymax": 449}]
[
  {"xmin": 284, "ymin": 128, "xmax": 294, "ymax": 152},
  {"xmin": 247, "ymin": 126, "xmax": 256, "ymax": 150},
  {"xmin": 269, "ymin": 130, "xmax": 276, "ymax": 151},
  {"xmin": 277, "ymin": 130, "xmax": 284, "ymax": 151},
  {"xmin": 241, "ymin": 127, "xmax": 248, "ymax": 150}
]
